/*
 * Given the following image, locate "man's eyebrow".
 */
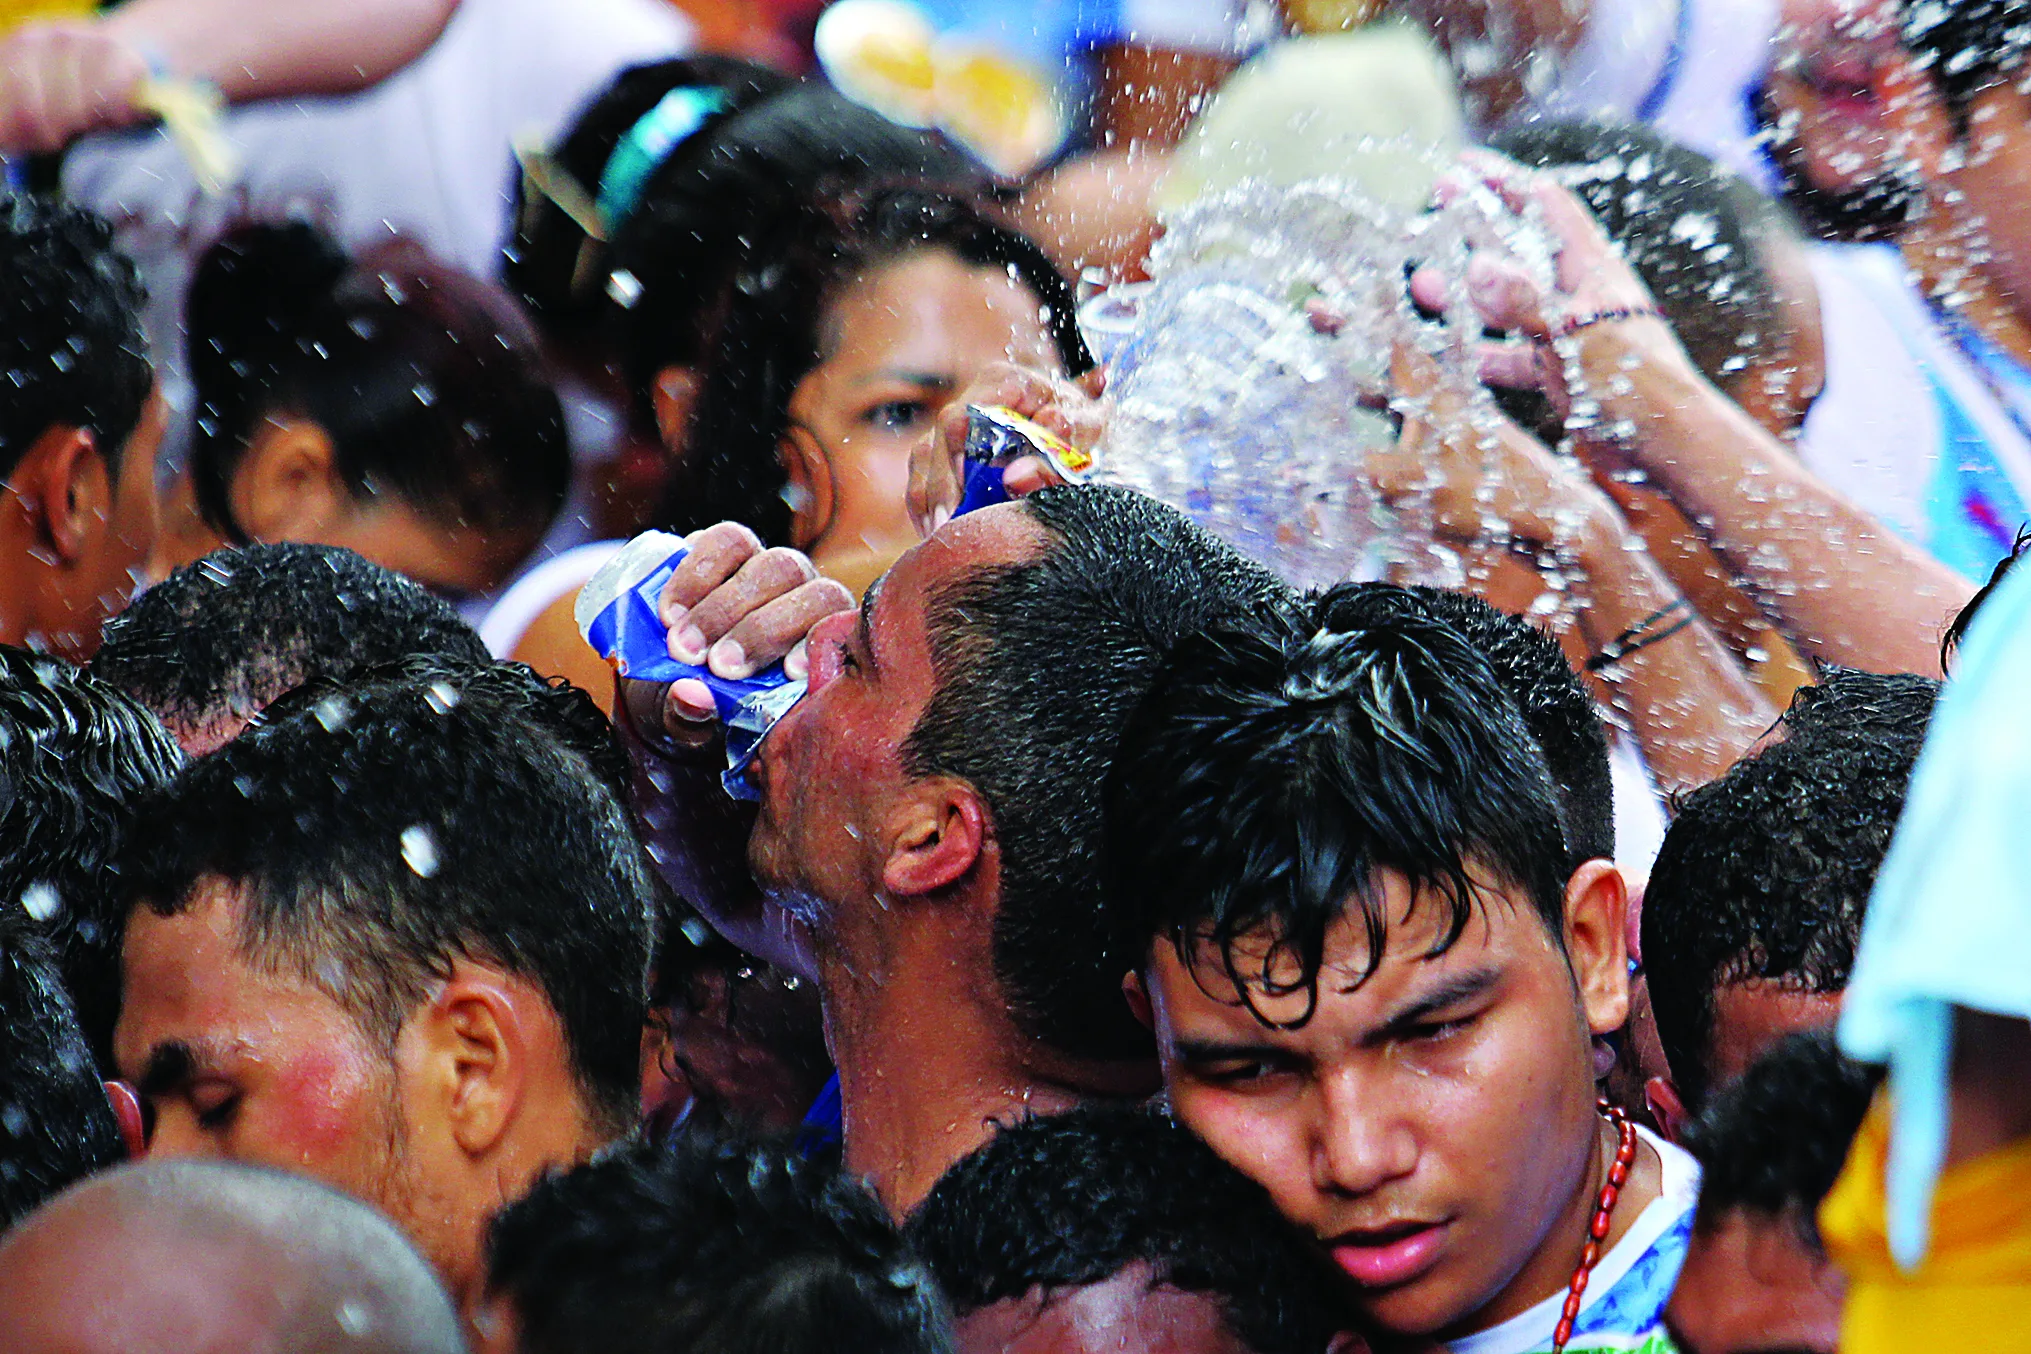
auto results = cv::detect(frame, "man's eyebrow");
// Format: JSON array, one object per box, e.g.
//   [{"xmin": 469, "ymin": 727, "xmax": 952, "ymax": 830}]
[
  {"xmin": 136, "ymin": 1040, "xmax": 200, "ymax": 1098},
  {"xmin": 1366, "ymin": 966, "xmax": 1502, "ymax": 1044},
  {"xmin": 855, "ymin": 368, "xmax": 955, "ymax": 391},
  {"xmin": 858, "ymin": 574, "xmax": 885, "ymax": 674},
  {"xmin": 1171, "ymin": 1037, "xmax": 1297, "ymax": 1065}
]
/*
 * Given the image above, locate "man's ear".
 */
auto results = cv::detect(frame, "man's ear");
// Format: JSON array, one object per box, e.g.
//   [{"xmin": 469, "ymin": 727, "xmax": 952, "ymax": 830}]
[
  {"xmin": 651, "ymin": 365, "xmax": 701, "ymax": 456},
  {"xmin": 229, "ymin": 417, "xmax": 342, "ymax": 542},
  {"xmin": 104, "ymin": 1080, "xmax": 146, "ymax": 1158},
  {"xmin": 777, "ymin": 423, "xmax": 834, "ymax": 550},
  {"xmin": 1563, "ymin": 858, "xmax": 1631, "ymax": 1038},
  {"xmin": 17, "ymin": 424, "xmax": 111, "ymax": 563},
  {"xmin": 403, "ymin": 964, "xmax": 535, "ymax": 1159},
  {"xmin": 1646, "ymin": 1075, "xmax": 1692, "ymax": 1143},
  {"xmin": 1122, "ymin": 970, "xmax": 1154, "ymax": 1030},
  {"xmin": 879, "ymin": 780, "xmax": 988, "ymax": 900}
]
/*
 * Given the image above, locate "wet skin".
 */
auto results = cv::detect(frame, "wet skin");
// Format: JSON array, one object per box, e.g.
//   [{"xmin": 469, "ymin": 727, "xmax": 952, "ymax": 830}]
[
  {"xmin": 116, "ymin": 879, "xmax": 418, "ymax": 1244},
  {"xmin": 1135, "ymin": 865, "xmax": 1657, "ymax": 1343}
]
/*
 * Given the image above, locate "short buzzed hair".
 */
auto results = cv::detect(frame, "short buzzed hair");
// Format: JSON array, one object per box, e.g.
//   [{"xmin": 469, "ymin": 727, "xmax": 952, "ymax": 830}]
[
  {"xmin": 0, "ymin": 1159, "xmax": 464, "ymax": 1351},
  {"xmin": 92, "ymin": 542, "xmax": 491, "ymax": 747},
  {"xmin": 118, "ymin": 663, "xmax": 656, "ymax": 1135},
  {"xmin": 903, "ymin": 484, "xmax": 1296, "ymax": 1060}
]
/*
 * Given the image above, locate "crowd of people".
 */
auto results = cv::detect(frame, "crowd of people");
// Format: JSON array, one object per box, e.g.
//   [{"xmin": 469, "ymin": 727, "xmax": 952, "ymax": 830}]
[{"xmin": 0, "ymin": 0, "xmax": 2028, "ymax": 1350}]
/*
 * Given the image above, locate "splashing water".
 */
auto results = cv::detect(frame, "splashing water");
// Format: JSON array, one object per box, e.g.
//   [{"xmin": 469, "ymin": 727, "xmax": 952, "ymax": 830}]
[{"xmin": 1091, "ymin": 173, "xmax": 1555, "ymax": 588}]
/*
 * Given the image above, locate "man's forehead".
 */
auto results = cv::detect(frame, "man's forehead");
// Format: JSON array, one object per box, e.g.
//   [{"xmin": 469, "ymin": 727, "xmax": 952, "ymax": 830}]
[
  {"xmin": 892, "ymin": 504, "xmax": 1052, "ymax": 597},
  {"xmin": 1161, "ymin": 895, "xmax": 1508, "ymax": 1021}
]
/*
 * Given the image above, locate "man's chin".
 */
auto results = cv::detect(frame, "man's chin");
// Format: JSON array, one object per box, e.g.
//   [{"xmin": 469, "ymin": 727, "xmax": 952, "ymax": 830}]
[{"xmin": 1332, "ymin": 1261, "xmax": 1482, "ymax": 1346}]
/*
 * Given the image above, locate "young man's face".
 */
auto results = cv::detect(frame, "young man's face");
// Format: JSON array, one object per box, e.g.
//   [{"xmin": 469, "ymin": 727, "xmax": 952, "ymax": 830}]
[
  {"xmin": 114, "ymin": 877, "xmax": 458, "ymax": 1291},
  {"xmin": 745, "ymin": 507, "xmax": 1050, "ymax": 929},
  {"xmin": 1139, "ymin": 870, "xmax": 1625, "ymax": 1341}
]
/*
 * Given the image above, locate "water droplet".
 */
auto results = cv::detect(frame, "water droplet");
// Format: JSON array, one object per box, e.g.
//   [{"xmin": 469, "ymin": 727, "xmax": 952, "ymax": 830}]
[
  {"xmin": 19, "ymin": 882, "xmax": 60, "ymax": 922},
  {"xmin": 400, "ymin": 825, "xmax": 440, "ymax": 879}
]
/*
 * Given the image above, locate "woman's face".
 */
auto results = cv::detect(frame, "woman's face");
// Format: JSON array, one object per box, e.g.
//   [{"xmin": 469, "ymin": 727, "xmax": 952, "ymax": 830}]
[{"xmin": 782, "ymin": 247, "xmax": 1063, "ymax": 596}]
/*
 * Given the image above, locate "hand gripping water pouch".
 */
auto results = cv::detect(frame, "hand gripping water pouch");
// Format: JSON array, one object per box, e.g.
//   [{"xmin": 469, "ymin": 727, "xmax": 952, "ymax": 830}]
[
  {"xmin": 953, "ymin": 404, "xmax": 1095, "ymax": 516},
  {"xmin": 575, "ymin": 532, "xmax": 806, "ymax": 802}
]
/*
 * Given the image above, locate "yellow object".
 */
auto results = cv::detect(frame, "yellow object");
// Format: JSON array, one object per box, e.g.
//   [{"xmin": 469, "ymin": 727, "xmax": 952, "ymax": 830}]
[
  {"xmin": 1283, "ymin": 0, "xmax": 1387, "ymax": 33},
  {"xmin": 1820, "ymin": 1094, "xmax": 2031, "ymax": 1353},
  {"xmin": 929, "ymin": 44, "xmax": 1061, "ymax": 184},
  {"xmin": 0, "ymin": 0, "xmax": 93, "ymax": 39},
  {"xmin": 813, "ymin": 0, "xmax": 1065, "ymax": 180},
  {"xmin": 131, "ymin": 76, "xmax": 239, "ymax": 196}
]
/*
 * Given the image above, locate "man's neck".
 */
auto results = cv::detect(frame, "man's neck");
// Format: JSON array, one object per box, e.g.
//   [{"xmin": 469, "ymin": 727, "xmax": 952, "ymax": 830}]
[
  {"xmin": 819, "ymin": 890, "xmax": 1156, "ymax": 1217},
  {"xmin": 1903, "ymin": 199, "xmax": 2031, "ymax": 371}
]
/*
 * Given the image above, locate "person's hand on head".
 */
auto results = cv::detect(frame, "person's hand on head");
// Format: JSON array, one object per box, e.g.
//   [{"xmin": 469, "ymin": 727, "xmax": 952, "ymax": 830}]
[
  {"xmin": 905, "ymin": 361, "xmax": 1107, "ymax": 537},
  {"xmin": 0, "ymin": 21, "xmax": 151, "ymax": 155},
  {"xmin": 1410, "ymin": 151, "xmax": 1694, "ymax": 422},
  {"xmin": 653, "ymin": 523, "xmax": 852, "ymax": 730}
]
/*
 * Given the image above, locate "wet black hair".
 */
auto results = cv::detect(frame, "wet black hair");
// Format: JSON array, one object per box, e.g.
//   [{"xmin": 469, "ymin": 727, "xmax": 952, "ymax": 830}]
[
  {"xmin": 1941, "ymin": 522, "xmax": 2031, "ymax": 668},
  {"xmin": 1492, "ymin": 120, "xmax": 1790, "ymax": 390},
  {"xmin": 504, "ymin": 56, "xmax": 980, "ymax": 367},
  {"xmin": 1775, "ymin": 667, "xmax": 1944, "ymax": 750},
  {"xmin": 664, "ymin": 185, "xmax": 1092, "ymax": 544},
  {"xmin": 118, "ymin": 663, "xmax": 655, "ymax": 1135},
  {"xmin": 1317, "ymin": 584, "xmax": 1614, "ymax": 869},
  {"xmin": 0, "ymin": 646, "xmax": 181, "ymax": 1069},
  {"xmin": 908, "ymin": 1106, "xmax": 1348, "ymax": 1354},
  {"xmin": 0, "ymin": 908, "xmax": 124, "ymax": 1230},
  {"xmin": 1904, "ymin": 0, "xmax": 2031, "ymax": 135},
  {"xmin": 92, "ymin": 543, "xmax": 491, "ymax": 745},
  {"xmin": 487, "ymin": 1136, "xmax": 952, "ymax": 1354},
  {"xmin": 1643, "ymin": 670, "xmax": 1938, "ymax": 1108},
  {"xmin": 904, "ymin": 484, "xmax": 1295, "ymax": 1060},
  {"xmin": 1104, "ymin": 583, "xmax": 1571, "ymax": 1025},
  {"xmin": 0, "ymin": 193, "xmax": 151, "ymax": 481},
  {"xmin": 186, "ymin": 222, "xmax": 568, "ymax": 557},
  {"xmin": 1683, "ymin": 1030, "xmax": 1880, "ymax": 1246}
]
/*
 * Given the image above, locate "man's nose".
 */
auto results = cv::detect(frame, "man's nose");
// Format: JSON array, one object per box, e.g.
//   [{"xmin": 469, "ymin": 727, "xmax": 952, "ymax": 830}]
[
  {"xmin": 1312, "ymin": 1067, "xmax": 1417, "ymax": 1198},
  {"xmin": 802, "ymin": 611, "xmax": 857, "ymax": 694},
  {"xmin": 142, "ymin": 1112, "xmax": 227, "ymax": 1160}
]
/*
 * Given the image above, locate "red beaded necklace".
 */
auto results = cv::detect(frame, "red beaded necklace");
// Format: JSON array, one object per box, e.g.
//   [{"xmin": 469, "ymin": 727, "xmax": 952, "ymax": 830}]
[{"xmin": 1550, "ymin": 1100, "xmax": 1639, "ymax": 1354}]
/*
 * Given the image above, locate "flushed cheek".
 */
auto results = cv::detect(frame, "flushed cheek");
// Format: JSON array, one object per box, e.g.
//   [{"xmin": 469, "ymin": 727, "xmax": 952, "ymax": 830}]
[{"xmin": 258, "ymin": 1045, "xmax": 387, "ymax": 1166}]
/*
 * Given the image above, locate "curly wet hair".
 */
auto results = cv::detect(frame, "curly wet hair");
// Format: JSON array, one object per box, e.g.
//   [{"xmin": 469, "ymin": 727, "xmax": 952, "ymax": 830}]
[
  {"xmin": 908, "ymin": 1106, "xmax": 1349, "ymax": 1354},
  {"xmin": 489, "ymin": 1136, "xmax": 951, "ymax": 1354}
]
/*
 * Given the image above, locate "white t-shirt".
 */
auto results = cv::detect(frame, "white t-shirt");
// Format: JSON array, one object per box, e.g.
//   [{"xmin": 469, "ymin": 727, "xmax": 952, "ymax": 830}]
[
  {"xmin": 1449, "ymin": 1126, "xmax": 1700, "ymax": 1354},
  {"xmin": 1798, "ymin": 243, "xmax": 2031, "ymax": 582}
]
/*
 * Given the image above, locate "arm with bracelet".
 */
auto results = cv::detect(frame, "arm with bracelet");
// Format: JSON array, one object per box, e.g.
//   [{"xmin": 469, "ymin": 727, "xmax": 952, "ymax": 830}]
[
  {"xmin": 1376, "ymin": 341, "xmax": 1775, "ymax": 797},
  {"xmin": 1422, "ymin": 155, "xmax": 1973, "ymax": 676}
]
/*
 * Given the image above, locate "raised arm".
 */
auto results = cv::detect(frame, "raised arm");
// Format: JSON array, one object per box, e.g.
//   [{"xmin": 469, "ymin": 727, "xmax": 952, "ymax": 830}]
[
  {"xmin": 1422, "ymin": 155, "xmax": 1972, "ymax": 675},
  {"xmin": 0, "ymin": 0, "xmax": 460, "ymax": 153}
]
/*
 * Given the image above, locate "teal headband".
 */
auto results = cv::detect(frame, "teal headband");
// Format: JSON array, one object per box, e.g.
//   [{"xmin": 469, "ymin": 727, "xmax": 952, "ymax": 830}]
[{"xmin": 596, "ymin": 86, "xmax": 730, "ymax": 233}]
